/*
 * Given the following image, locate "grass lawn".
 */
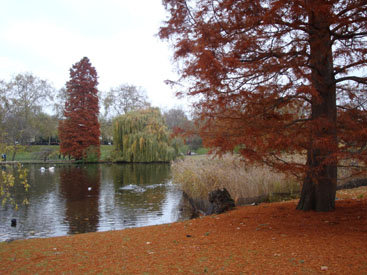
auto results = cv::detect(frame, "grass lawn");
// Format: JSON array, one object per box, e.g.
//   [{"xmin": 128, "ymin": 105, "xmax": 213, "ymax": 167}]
[
  {"xmin": 4, "ymin": 145, "xmax": 207, "ymax": 162},
  {"xmin": 5, "ymin": 145, "xmax": 114, "ymax": 162}
]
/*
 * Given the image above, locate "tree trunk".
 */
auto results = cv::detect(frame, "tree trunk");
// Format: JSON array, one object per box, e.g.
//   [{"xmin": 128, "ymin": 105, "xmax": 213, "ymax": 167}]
[
  {"xmin": 297, "ymin": 148, "xmax": 337, "ymax": 211},
  {"xmin": 11, "ymin": 149, "xmax": 16, "ymax": 161},
  {"xmin": 297, "ymin": 2, "xmax": 337, "ymax": 211}
]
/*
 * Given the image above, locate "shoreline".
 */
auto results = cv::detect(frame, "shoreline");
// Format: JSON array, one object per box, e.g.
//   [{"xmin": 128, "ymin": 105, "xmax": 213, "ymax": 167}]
[
  {"xmin": 0, "ymin": 160, "xmax": 172, "ymax": 165},
  {"xmin": 1, "ymin": 188, "xmax": 366, "ymax": 274}
]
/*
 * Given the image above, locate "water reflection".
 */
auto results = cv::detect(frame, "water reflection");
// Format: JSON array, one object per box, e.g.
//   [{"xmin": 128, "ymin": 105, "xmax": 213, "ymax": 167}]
[
  {"xmin": 59, "ymin": 165, "xmax": 101, "ymax": 234},
  {"xmin": 99, "ymin": 164, "xmax": 174, "ymax": 229},
  {"xmin": 113, "ymin": 164, "xmax": 168, "ymax": 211},
  {"xmin": 0, "ymin": 163, "xmax": 189, "ymax": 242}
]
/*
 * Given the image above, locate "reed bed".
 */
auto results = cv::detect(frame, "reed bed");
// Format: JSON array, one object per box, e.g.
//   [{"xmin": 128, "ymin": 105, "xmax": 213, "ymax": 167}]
[{"xmin": 171, "ymin": 154, "xmax": 300, "ymax": 203}]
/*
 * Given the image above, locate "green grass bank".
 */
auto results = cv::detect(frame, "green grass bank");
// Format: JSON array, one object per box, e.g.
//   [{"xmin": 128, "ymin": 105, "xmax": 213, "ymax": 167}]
[{"xmin": 1, "ymin": 145, "xmax": 114, "ymax": 163}]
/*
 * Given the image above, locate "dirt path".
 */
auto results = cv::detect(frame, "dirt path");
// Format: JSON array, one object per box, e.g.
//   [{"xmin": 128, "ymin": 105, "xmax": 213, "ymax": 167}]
[{"xmin": 1, "ymin": 187, "xmax": 366, "ymax": 274}]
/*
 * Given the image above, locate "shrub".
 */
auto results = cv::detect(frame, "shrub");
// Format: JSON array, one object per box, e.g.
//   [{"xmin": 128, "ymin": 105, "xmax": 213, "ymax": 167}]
[{"xmin": 83, "ymin": 145, "xmax": 100, "ymax": 163}]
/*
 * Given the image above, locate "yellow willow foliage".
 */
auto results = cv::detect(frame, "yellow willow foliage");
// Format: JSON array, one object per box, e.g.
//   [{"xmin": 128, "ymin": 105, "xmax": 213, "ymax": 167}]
[
  {"xmin": 113, "ymin": 108, "xmax": 177, "ymax": 162},
  {"xmin": 139, "ymin": 137, "xmax": 144, "ymax": 149},
  {"xmin": 0, "ymin": 162, "xmax": 29, "ymax": 210}
]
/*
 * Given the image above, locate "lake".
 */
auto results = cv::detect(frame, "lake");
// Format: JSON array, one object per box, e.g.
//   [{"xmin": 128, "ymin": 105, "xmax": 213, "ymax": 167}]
[{"xmin": 0, "ymin": 163, "xmax": 190, "ymax": 242}]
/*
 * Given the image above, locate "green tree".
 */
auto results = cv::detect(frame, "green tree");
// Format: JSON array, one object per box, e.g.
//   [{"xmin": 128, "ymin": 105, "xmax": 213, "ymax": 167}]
[
  {"xmin": 113, "ymin": 108, "xmax": 177, "ymax": 162},
  {"xmin": 0, "ymin": 73, "xmax": 54, "ymax": 160},
  {"xmin": 34, "ymin": 112, "xmax": 59, "ymax": 145}
]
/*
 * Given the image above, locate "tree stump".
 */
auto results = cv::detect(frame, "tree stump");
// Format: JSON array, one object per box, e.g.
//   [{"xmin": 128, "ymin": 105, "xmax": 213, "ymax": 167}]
[{"xmin": 208, "ymin": 188, "xmax": 235, "ymax": 215}]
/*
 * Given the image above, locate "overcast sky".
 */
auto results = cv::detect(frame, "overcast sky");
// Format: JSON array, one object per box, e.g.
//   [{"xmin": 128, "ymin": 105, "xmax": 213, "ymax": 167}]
[{"xmin": 0, "ymin": 0, "xmax": 187, "ymax": 111}]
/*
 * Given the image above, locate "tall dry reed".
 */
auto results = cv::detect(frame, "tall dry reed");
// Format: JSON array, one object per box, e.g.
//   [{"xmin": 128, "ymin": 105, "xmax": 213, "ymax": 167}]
[{"xmin": 171, "ymin": 154, "xmax": 300, "ymax": 203}]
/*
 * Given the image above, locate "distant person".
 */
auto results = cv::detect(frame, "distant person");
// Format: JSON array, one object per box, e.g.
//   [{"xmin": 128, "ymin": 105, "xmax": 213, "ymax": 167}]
[{"xmin": 1, "ymin": 154, "xmax": 6, "ymax": 161}]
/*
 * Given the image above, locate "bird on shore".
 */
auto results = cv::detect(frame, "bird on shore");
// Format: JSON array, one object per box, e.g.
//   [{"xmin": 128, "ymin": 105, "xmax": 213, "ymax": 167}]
[
  {"xmin": 40, "ymin": 167, "xmax": 46, "ymax": 172},
  {"xmin": 48, "ymin": 166, "xmax": 55, "ymax": 172}
]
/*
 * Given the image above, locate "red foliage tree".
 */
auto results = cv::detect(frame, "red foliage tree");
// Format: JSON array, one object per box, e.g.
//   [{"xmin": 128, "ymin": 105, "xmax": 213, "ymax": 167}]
[
  {"xmin": 59, "ymin": 57, "xmax": 100, "ymax": 160},
  {"xmin": 160, "ymin": 0, "xmax": 367, "ymax": 211}
]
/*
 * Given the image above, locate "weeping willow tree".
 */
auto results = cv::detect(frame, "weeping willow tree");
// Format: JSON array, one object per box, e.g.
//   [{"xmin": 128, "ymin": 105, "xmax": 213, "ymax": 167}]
[{"xmin": 113, "ymin": 108, "xmax": 177, "ymax": 162}]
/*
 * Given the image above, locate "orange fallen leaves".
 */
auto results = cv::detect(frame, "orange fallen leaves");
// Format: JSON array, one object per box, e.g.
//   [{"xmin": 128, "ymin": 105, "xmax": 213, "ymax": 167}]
[{"xmin": 1, "ymin": 187, "xmax": 366, "ymax": 274}]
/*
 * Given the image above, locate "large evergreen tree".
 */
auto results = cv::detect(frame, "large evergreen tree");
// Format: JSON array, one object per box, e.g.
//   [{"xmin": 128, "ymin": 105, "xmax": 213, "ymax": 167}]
[
  {"xmin": 59, "ymin": 57, "xmax": 100, "ymax": 161},
  {"xmin": 160, "ymin": 0, "xmax": 367, "ymax": 211}
]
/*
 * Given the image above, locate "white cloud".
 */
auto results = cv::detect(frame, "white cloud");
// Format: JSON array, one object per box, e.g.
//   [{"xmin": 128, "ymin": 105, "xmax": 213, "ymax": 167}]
[{"xmin": 0, "ymin": 1, "xmax": 185, "ymax": 111}]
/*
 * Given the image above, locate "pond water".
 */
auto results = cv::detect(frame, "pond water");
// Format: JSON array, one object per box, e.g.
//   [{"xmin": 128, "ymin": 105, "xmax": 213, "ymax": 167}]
[{"xmin": 0, "ymin": 163, "xmax": 190, "ymax": 242}]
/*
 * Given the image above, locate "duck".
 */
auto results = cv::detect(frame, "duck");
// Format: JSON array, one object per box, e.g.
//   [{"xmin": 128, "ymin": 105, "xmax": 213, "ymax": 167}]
[
  {"xmin": 40, "ymin": 167, "xmax": 46, "ymax": 172},
  {"xmin": 48, "ymin": 166, "xmax": 55, "ymax": 172}
]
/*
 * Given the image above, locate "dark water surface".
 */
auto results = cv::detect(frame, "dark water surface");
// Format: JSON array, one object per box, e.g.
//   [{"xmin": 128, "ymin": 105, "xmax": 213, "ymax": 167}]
[{"xmin": 0, "ymin": 163, "xmax": 189, "ymax": 242}]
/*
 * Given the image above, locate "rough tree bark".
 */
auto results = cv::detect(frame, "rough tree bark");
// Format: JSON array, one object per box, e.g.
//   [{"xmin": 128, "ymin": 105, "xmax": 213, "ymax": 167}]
[{"xmin": 297, "ymin": 3, "xmax": 337, "ymax": 211}]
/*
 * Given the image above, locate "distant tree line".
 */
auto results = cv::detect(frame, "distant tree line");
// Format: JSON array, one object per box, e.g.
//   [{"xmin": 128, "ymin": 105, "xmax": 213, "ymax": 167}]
[{"xmin": 0, "ymin": 66, "xmax": 200, "ymax": 160}]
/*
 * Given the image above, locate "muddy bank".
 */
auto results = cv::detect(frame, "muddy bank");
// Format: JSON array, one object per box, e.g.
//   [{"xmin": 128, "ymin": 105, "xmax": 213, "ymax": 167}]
[
  {"xmin": 181, "ymin": 178, "xmax": 367, "ymax": 217},
  {"xmin": 180, "ymin": 191, "xmax": 283, "ymax": 217}
]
